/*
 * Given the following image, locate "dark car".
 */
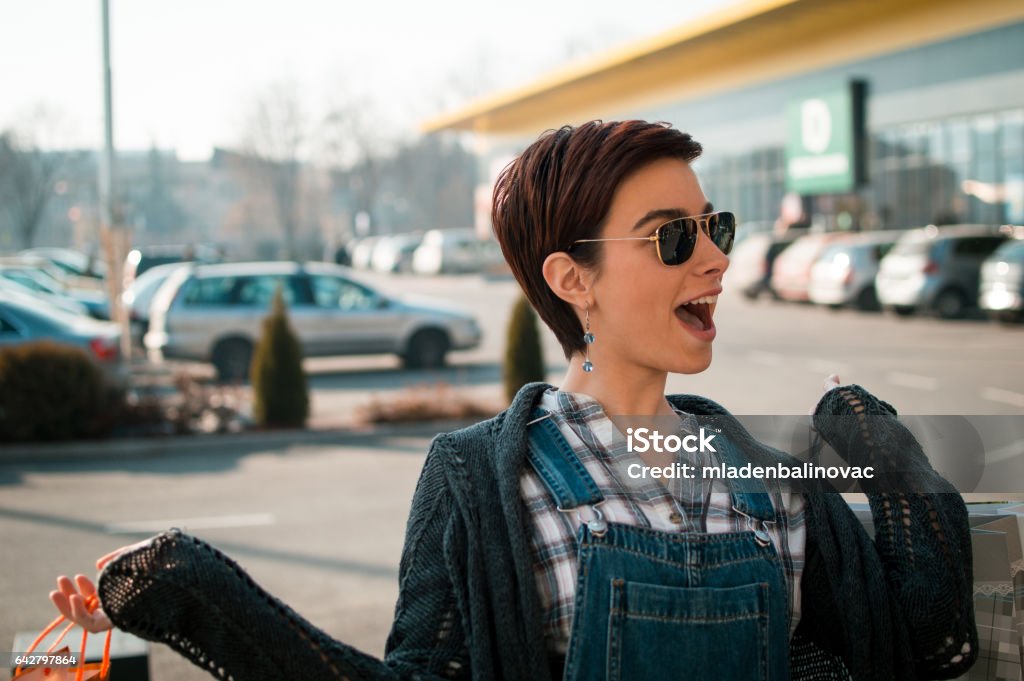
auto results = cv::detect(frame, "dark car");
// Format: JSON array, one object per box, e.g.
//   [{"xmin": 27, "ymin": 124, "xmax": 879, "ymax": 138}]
[{"xmin": 979, "ymin": 237, "xmax": 1024, "ymax": 324}]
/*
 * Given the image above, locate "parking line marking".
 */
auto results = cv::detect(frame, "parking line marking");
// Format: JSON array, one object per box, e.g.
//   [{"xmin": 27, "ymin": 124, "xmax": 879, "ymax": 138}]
[
  {"xmin": 981, "ymin": 387, "xmax": 1024, "ymax": 409},
  {"xmin": 886, "ymin": 372, "xmax": 939, "ymax": 390},
  {"xmin": 748, "ymin": 351, "xmax": 783, "ymax": 367},
  {"xmin": 106, "ymin": 513, "xmax": 276, "ymax": 534}
]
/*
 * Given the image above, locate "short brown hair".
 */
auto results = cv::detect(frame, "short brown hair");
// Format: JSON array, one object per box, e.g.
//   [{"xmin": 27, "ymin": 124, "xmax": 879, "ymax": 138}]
[{"xmin": 491, "ymin": 120, "xmax": 702, "ymax": 359}]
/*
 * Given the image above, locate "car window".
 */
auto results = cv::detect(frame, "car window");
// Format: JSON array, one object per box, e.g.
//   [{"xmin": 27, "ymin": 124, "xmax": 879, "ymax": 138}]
[
  {"xmin": 994, "ymin": 240, "xmax": 1024, "ymax": 260},
  {"xmin": 3, "ymin": 271, "xmax": 48, "ymax": 293},
  {"xmin": 953, "ymin": 236, "xmax": 1007, "ymax": 257},
  {"xmin": 235, "ymin": 275, "xmax": 305, "ymax": 307},
  {"xmin": 182, "ymin": 276, "xmax": 238, "ymax": 306},
  {"xmin": 0, "ymin": 310, "xmax": 22, "ymax": 336},
  {"xmin": 310, "ymin": 275, "xmax": 377, "ymax": 311}
]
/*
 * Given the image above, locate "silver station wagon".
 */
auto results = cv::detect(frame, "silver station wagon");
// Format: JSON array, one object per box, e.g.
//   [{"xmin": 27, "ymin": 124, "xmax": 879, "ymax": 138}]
[{"xmin": 145, "ymin": 261, "xmax": 482, "ymax": 381}]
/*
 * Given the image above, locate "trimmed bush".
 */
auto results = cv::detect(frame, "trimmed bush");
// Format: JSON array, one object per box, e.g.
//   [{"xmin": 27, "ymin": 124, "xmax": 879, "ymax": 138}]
[
  {"xmin": 0, "ymin": 341, "xmax": 114, "ymax": 441},
  {"xmin": 250, "ymin": 288, "xmax": 309, "ymax": 428},
  {"xmin": 503, "ymin": 294, "xmax": 546, "ymax": 404}
]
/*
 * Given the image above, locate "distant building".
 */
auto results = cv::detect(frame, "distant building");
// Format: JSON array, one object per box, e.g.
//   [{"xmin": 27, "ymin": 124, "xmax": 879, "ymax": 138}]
[{"xmin": 424, "ymin": 0, "xmax": 1024, "ymax": 232}]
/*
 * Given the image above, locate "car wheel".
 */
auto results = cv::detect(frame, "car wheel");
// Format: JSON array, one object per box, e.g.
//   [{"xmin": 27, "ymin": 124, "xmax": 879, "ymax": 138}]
[
  {"xmin": 934, "ymin": 288, "xmax": 967, "ymax": 319},
  {"xmin": 891, "ymin": 305, "xmax": 916, "ymax": 317},
  {"xmin": 995, "ymin": 310, "xmax": 1024, "ymax": 325},
  {"xmin": 403, "ymin": 329, "xmax": 449, "ymax": 369},
  {"xmin": 212, "ymin": 338, "xmax": 253, "ymax": 383}
]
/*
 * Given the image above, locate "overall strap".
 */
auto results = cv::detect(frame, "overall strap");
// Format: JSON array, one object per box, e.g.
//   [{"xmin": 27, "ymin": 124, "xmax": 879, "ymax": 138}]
[
  {"xmin": 527, "ymin": 408, "xmax": 605, "ymax": 510},
  {"xmin": 709, "ymin": 430, "xmax": 776, "ymax": 522}
]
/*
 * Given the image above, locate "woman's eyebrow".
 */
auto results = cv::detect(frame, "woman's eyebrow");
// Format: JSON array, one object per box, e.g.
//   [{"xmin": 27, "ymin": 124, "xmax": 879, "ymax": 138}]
[{"xmin": 630, "ymin": 202, "xmax": 715, "ymax": 231}]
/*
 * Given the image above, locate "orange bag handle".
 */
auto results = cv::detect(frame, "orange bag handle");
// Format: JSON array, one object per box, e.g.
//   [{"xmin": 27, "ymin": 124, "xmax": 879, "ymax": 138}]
[{"xmin": 15, "ymin": 594, "xmax": 112, "ymax": 681}]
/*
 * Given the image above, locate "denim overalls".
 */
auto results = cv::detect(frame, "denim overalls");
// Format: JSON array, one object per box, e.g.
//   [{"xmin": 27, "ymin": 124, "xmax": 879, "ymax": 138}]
[{"xmin": 527, "ymin": 409, "xmax": 791, "ymax": 681}]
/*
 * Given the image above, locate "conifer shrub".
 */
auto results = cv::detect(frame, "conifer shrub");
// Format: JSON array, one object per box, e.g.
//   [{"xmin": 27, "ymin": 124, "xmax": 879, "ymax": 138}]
[
  {"xmin": 250, "ymin": 289, "xmax": 309, "ymax": 428},
  {"xmin": 503, "ymin": 294, "xmax": 546, "ymax": 404}
]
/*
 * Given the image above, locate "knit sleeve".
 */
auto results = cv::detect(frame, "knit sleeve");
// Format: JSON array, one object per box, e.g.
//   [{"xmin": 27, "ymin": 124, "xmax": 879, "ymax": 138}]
[
  {"xmin": 383, "ymin": 435, "xmax": 471, "ymax": 679},
  {"xmin": 96, "ymin": 441, "xmax": 469, "ymax": 681},
  {"xmin": 811, "ymin": 384, "xmax": 978, "ymax": 679}
]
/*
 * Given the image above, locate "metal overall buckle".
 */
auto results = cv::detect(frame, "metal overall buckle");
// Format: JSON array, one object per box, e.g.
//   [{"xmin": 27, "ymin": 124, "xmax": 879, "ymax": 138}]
[
  {"xmin": 559, "ymin": 502, "xmax": 608, "ymax": 537},
  {"xmin": 731, "ymin": 504, "xmax": 775, "ymax": 547}
]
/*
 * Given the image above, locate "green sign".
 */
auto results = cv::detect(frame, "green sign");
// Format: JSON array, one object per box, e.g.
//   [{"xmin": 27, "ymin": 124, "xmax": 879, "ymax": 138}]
[{"xmin": 785, "ymin": 82, "xmax": 866, "ymax": 194}]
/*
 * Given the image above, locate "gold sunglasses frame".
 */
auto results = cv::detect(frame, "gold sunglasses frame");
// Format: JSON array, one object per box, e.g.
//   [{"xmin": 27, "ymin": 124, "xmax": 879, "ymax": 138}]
[{"xmin": 570, "ymin": 211, "xmax": 735, "ymax": 266}]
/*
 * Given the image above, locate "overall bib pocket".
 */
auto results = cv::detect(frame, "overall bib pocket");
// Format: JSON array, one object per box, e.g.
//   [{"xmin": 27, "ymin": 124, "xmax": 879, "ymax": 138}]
[{"xmin": 606, "ymin": 579, "xmax": 771, "ymax": 681}]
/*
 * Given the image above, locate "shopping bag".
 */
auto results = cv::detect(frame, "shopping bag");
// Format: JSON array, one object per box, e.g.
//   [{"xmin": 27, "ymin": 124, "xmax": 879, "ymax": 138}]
[{"xmin": 12, "ymin": 594, "xmax": 111, "ymax": 681}]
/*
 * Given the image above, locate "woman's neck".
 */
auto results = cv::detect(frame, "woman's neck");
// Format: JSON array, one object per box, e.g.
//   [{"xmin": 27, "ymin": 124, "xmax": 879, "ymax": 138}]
[{"xmin": 559, "ymin": 357, "xmax": 674, "ymax": 417}]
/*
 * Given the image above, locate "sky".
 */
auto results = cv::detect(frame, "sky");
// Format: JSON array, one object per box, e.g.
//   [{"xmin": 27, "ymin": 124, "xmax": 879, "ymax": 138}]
[{"xmin": 1, "ymin": 0, "xmax": 741, "ymax": 160}]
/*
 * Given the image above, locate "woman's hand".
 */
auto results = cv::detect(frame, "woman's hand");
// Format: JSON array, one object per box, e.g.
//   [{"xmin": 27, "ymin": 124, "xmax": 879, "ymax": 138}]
[
  {"xmin": 808, "ymin": 374, "xmax": 841, "ymax": 415},
  {"xmin": 48, "ymin": 538, "xmax": 152, "ymax": 633}
]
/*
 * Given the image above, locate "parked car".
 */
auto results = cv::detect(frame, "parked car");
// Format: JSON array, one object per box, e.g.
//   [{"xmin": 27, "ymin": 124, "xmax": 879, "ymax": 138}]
[
  {"xmin": 18, "ymin": 247, "xmax": 107, "ymax": 280},
  {"xmin": 808, "ymin": 231, "xmax": 905, "ymax": 310},
  {"xmin": 371, "ymin": 233, "xmax": 423, "ymax": 273},
  {"xmin": 726, "ymin": 231, "xmax": 801, "ymax": 300},
  {"xmin": 0, "ymin": 264, "xmax": 109, "ymax": 318},
  {"xmin": 122, "ymin": 262, "xmax": 189, "ymax": 346},
  {"xmin": 0, "ymin": 275, "xmax": 91, "ymax": 317},
  {"xmin": 412, "ymin": 228, "xmax": 482, "ymax": 275},
  {"xmin": 349, "ymin": 237, "xmax": 383, "ymax": 271},
  {"xmin": 145, "ymin": 261, "xmax": 483, "ymax": 381},
  {"xmin": 876, "ymin": 225, "xmax": 1010, "ymax": 318},
  {"xmin": 0, "ymin": 290, "xmax": 123, "ymax": 383},
  {"xmin": 770, "ymin": 232, "xmax": 851, "ymax": 302},
  {"xmin": 979, "ymin": 237, "xmax": 1024, "ymax": 324},
  {"xmin": 123, "ymin": 243, "xmax": 221, "ymax": 292}
]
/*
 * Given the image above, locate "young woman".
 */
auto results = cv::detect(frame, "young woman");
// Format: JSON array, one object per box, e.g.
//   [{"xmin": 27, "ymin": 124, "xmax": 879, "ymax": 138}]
[{"xmin": 50, "ymin": 120, "xmax": 976, "ymax": 680}]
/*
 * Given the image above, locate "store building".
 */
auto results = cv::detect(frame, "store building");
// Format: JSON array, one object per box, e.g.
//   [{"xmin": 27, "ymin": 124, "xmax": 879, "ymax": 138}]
[{"xmin": 424, "ymin": 0, "xmax": 1024, "ymax": 233}]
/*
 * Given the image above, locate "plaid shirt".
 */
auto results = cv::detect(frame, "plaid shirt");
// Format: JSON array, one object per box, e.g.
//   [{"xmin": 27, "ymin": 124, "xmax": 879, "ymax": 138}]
[{"xmin": 521, "ymin": 388, "xmax": 807, "ymax": 655}]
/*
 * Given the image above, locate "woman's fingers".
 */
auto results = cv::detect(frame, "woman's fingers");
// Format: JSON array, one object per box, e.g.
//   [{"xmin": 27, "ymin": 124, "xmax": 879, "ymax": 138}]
[
  {"xmin": 824, "ymin": 374, "xmax": 841, "ymax": 390},
  {"xmin": 50, "ymin": 577, "xmax": 113, "ymax": 632},
  {"xmin": 49, "ymin": 589, "xmax": 73, "ymax": 620},
  {"xmin": 74, "ymin": 574, "xmax": 97, "ymax": 599},
  {"xmin": 96, "ymin": 538, "xmax": 151, "ymax": 571},
  {"xmin": 69, "ymin": 594, "xmax": 112, "ymax": 633}
]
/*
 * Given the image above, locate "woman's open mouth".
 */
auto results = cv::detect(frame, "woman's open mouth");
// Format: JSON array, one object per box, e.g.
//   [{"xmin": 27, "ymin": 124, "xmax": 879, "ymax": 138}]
[{"xmin": 675, "ymin": 294, "xmax": 717, "ymax": 339}]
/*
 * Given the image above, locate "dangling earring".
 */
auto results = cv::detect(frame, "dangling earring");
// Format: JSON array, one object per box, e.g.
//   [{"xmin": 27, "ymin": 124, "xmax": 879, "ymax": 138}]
[{"xmin": 582, "ymin": 306, "xmax": 595, "ymax": 373}]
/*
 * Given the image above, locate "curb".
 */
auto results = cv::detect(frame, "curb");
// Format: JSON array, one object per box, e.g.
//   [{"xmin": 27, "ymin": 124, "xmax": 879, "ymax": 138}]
[{"xmin": 0, "ymin": 419, "xmax": 481, "ymax": 465}]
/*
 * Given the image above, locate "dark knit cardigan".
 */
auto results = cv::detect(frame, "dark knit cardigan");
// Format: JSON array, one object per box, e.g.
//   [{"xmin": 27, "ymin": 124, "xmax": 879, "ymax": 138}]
[{"xmin": 97, "ymin": 382, "xmax": 977, "ymax": 681}]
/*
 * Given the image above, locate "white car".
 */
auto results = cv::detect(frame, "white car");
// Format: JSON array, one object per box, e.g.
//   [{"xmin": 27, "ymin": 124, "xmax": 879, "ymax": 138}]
[
  {"xmin": 412, "ymin": 228, "xmax": 482, "ymax": 275},
  {"xmin": 808, "ymin": 231, "xmax": 904, "ymax": 310},
  {"xmin": 145, "ymin": 261, "xmax": 482, "ymax": 381}
]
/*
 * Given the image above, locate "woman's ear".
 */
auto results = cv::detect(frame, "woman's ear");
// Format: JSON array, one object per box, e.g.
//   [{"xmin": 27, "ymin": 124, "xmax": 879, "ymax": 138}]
[{"xmin": 542, "ymin": 251, "xmax": 593, "ymax": 308}]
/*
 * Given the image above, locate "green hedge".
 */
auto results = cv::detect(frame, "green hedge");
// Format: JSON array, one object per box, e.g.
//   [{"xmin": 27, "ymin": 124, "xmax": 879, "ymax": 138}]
[{"xmin": 0, "ymin": 341, "xmax": 116, "ymax": 441}]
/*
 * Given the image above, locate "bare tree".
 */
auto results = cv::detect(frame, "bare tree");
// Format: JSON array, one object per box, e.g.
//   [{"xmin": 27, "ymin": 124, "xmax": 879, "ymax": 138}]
[
  {"xmin": 237, "ymin": 81, "xmax": 308, "ymax": 259},
  {"xmin": 318, "ymin": 93, "xmax": 391, "ymax": 234},
  {"xmin": 0, "ymin": 129, "xmax": 64, "ymax": 248}
]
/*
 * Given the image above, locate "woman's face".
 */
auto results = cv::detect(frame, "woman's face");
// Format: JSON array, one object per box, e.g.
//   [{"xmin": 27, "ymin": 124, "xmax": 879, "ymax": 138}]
[{"xmin": 587, "ymin": 157, "xmax": 729, "ymax": 376}]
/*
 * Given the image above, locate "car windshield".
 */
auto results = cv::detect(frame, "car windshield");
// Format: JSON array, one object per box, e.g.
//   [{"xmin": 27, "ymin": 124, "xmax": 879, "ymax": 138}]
[{"xmin": 993, "ymin": 239, "xmax": 1024, "ymax": 260}]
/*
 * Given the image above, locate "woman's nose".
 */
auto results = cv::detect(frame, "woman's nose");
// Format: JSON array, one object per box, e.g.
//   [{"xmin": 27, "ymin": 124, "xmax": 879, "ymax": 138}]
[{"xmin": 691, "ymin": 226, "xmax": 729, "ymax": 276}]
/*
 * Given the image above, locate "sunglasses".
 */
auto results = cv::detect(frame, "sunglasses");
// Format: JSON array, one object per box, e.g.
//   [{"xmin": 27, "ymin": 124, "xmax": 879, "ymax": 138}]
[{"xmin": 570, "ymin": 211, "xmax": 736, "ymax": 266}]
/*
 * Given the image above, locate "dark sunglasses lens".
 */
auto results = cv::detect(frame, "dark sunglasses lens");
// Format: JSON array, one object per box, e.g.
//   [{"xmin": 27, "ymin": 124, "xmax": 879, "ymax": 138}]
[
  {"xmin": 711, "ymin": 212, "xmax": 736, "ymax": 255},
  {"xmin": 658, "ymin": 219, "xmax": 697, "ymax": 266}
]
